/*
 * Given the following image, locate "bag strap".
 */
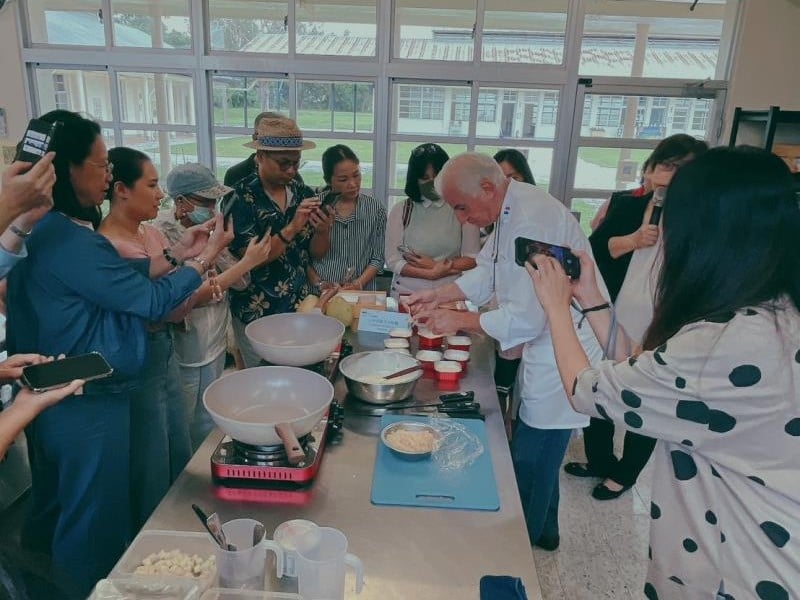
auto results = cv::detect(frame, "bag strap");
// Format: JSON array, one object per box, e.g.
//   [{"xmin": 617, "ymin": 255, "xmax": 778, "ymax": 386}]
[{"xmin": 401, "ymin": 198, "xmax": 414, "ymax": 229}]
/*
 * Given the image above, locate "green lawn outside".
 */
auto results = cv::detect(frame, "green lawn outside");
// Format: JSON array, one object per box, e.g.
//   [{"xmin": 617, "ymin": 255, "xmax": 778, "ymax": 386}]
[
  {"xmin": 570, "ymin": 198, "xmax": 606, "ymax": 237},
  {"xmin": 212, "ymin": 107, "xmax": 373, "ymax": 133},
  {"xmin": 578, "ymin": 147, "xmax": 651, "ymax": 169}
]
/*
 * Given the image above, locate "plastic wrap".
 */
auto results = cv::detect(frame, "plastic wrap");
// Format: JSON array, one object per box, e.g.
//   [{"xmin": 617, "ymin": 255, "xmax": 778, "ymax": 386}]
[
  {"xmin": 89, "ymin": 577, "xmax": 200, "ymax": 600},
  {"xmin": 428, "ymin": 418, "xmax": 484, "ymax": 470}
]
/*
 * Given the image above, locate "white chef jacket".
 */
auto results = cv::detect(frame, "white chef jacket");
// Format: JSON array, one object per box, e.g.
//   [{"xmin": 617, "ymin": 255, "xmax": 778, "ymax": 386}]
[{"xmin": 456, "ymin": 179, "xmax": 607, "ymax": 429}]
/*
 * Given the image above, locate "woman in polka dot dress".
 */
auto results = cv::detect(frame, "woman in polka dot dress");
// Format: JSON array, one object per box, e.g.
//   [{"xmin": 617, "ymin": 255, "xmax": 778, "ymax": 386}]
[{"xmin": 526, "ymin": 146, "xmax": 800, "ymax": 600}]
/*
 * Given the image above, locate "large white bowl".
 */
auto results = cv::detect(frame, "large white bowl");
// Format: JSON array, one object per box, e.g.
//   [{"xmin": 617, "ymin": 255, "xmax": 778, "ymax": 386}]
[
  {"xmin": 203, "ymin": 366, "xmax": 334, "ymax": 445},
  {"xmin": 245, "ymin": 313, "xmax": 345, "ymax": 366}
]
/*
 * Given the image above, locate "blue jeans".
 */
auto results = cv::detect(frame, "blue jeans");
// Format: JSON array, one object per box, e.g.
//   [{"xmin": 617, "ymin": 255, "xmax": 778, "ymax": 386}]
[
  {"xmin": 232, "ymin": 316, "xmax": 263, "ymax": 369},
  {"xmin": 511, "ymin": 421, "xmax": 572, "ymax": 545},
  {"xmin": 130, "ymin": 330, "xmax": 191, "ymax": 531},
  {"xmin": 23, "ymin": 386, "xmax": 132, "ymax": 596},
  {"xmin": 179, "ymin": 351, "xmax": 226, "ymax": 451}
]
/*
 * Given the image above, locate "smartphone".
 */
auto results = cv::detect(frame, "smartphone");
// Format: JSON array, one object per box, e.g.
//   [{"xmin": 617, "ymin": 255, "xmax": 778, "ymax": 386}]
[
  {"xmin": 514, "ymin": 236, "xmax": 581, "ymax": 279},
  {"xmin": 319, "ymin": 190, "xmax": 341, "ymax": 213},
  {"xmin": 221, "ymin": 193, "xmax": 236, "ymax": 228},
  {"xmin": 15, "ymin": 119, "xmax": 61, "ymax": 164},
  {"xmin": 20, "ymin": 352, "xmax": 113, "ymax": 392}
]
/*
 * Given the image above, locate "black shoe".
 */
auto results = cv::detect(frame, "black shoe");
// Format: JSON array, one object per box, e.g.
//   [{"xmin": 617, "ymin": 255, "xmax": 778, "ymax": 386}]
[
  {"xmin": 564, "ymin": 462, "xmax": 605, "ymax": 478},
  {"xmin": 533, "ymin": 535, "xmax": 560, "ymax": 551},
  {"xmin": 591, "ymin": 481, "xmax": 632, "ymax": 500}
]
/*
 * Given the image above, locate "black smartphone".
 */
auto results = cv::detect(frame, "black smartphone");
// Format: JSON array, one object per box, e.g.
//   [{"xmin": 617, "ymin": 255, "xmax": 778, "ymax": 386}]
[
  {"xmin": 319, "ymin": 190, "xmax": 340, "ymax": 212},
  {"xmin": 514, "ymin": 236, "xmax": 581, "ymax": 279},
  {"xmin": 15, "ymin": 119, "xmax": 61, "ymax": 164},
  {"xmin": 221, "ymin": 193, "xmax": 236, "ymax": 228},
  {"xmin": 20, "ymin": 352, "xmax": 113, "ymax": 392}
]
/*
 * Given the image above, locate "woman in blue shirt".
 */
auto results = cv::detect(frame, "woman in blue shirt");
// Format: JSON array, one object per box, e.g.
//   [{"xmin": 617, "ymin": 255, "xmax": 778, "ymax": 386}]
[{"xmin": 5, "ymin": 110, "xmax": 229, "ymax": 596}]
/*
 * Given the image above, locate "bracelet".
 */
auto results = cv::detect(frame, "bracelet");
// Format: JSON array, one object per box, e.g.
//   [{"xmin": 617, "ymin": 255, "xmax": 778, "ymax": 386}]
[
  {"xmin": 277, "ymin": 229, "xmax": 292, "ymax": 245},
  {"xmin": 9, "ymin": 224, "xmax": 31, "ymax": 239},
  {"xmin": 578, "ymin": 302, "xmax": 610, "ymax": 329},
  {"xmin": 163, "ymin": 248, "xmax": 181, "ymax": 268},
  {"xmin": 186, "ymin": 257, "xmax": 208, "ymax": 272}
]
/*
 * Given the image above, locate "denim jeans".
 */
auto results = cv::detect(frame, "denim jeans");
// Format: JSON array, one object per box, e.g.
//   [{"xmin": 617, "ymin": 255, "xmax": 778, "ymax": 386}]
[
  {"xmin": 511, "ymin": 420, "xmax": 573, "ymax": 544},
  {"xmin": 179, "ymin": 351, "xmax": 226, "ymax": 451},
  {"xmin": 130, "ymin": 330, "xmax": 191, "ymax": 532},
  {"xmin": 23, "ymin": 386, "xmax": 132, "ymax": 597},
  {"xmin": 232, "ymin": 316, "xmax": 263, "ymax": 369}
]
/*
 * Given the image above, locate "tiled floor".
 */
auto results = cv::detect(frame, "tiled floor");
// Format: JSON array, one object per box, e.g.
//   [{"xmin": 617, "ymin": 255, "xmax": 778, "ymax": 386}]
[{"xmin": 533, "ymin": 433, "xmax": 654, "ymax": 600}]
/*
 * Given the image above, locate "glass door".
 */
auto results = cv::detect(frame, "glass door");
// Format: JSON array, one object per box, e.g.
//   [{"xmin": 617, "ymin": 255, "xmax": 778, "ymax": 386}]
[{"xmin": 563, "ymin": 82, "xmax": 724, "ymax": 235}]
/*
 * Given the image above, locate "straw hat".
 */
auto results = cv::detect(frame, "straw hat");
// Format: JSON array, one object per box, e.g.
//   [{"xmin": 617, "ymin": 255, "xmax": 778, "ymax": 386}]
[{"xmin": 244, "ymin": 116, "xmax": 316, "ymax": 151}]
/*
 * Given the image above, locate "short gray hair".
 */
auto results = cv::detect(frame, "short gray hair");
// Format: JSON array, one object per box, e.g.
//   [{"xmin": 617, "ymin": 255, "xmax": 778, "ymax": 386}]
[{"xmin": 435, "ymin": 152, "xmax": 506, "ymax": 199}]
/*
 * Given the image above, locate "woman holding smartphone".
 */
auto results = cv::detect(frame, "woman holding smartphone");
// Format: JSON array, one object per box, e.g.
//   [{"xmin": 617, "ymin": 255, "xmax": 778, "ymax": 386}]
[
  {"xmin": 5, "ymin": 110, "xmax": 228, "ymax": 596},
  {"xmin": 526, "ymin": 146, "xmax": 800, "ymax": 600},
  {"xmin": 385, "ymin": 143, "xmax": 480, "ymax": 300},
  {"xmin": 307, "ymin": 145, "xmax": 386, "ymax": 291}
]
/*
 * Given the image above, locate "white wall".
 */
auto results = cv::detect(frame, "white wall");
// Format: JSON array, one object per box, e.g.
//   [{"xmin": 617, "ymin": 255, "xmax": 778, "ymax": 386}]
[
  {"xmin": 723, "ymin": 0, "xmax": 800, "ymax": 137},
  {"xmin": 0, "ymin": 2, "xmax": 27, "ymax": 147}
]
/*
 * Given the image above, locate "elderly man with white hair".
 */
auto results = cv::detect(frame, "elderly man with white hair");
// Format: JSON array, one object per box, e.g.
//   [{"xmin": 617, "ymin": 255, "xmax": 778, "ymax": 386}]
[{"xmin": 407, "ymin": 152, "xmax": 608, "ymax": 551}]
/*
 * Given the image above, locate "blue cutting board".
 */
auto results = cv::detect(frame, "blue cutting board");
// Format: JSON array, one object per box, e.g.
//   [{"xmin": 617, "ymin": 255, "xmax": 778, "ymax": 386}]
[{"xmin": 371, "ymin": 415, "xmax": 500, "ymax": 511}]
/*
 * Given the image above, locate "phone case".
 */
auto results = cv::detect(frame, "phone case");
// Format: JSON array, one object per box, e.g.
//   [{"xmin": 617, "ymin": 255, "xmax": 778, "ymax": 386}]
[{"xmin": 21, "ymin": 352, "xmax": 114, "ymax": 393}]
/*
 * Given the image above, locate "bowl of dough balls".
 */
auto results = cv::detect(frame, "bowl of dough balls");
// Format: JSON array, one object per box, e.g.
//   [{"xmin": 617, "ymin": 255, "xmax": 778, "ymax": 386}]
[
  {"xmin": 338, "ymin": 351, "xmax": 423, "ymax": 404},
  {"xmin": 380, "ymin": 421, "xmax": 442, "ymax": 460}
]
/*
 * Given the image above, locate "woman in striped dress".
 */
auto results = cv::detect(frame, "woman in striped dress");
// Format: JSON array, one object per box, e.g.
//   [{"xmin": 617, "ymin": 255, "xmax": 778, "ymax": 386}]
[{"xmin": 307, "ymin": 145, "xmax": 386, "ymax": 291}]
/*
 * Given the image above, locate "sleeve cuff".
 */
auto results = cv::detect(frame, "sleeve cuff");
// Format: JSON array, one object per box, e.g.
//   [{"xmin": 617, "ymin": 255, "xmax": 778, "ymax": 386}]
[
  {"xmin": 572, "ymin": 366, "xmax": 604, "ymax": 417},
  {"xmin": 389, "ymin": 258, "xmax": 407, "ymax": 275},
  {"xmin": 0, "ymin": 242, "xmax": 27, "ymax": 260}
]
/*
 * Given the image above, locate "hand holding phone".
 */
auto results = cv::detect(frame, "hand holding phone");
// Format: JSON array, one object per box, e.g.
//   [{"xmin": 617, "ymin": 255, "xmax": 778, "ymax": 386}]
[
  {"xmin": 221, "ymin": 193, "xmax": 236, "ymax": 228},
  {"xmin": 15, "ymin": 119, "xmax": 61, "ymax": 164},
  {"xmin": 514, "ymin": 236, "xmax": 581, "ymax": 279},
  {"xmin": 21, "ymin": 352, "xmax": 113, "ymax": 392}
]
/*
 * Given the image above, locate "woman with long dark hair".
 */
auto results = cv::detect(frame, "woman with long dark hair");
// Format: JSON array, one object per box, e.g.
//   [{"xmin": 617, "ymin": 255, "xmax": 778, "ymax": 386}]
[
  {"xmin": 566, "ymin": 135, "xmax": 709, "ymax": 500},
  {"xmin": 5, "ymin": 110, "xmax": 228, "ymax": 595},
  {"xmin": 385, "ymin": 143, "xmax": 480, "ymax": 299},
  {"xmin": 527, "ymin": 146, "xmax": 799, "ymax": 599},
  {"xmin": 306, "ymin": 144, "xmax": 386, "ymax": 291}
]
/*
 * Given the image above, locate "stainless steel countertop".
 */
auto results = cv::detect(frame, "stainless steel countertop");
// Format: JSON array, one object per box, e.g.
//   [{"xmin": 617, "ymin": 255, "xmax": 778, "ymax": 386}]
[{"xmin": 142, "ymin": 330, "xmax": 540, "ymax": 599}]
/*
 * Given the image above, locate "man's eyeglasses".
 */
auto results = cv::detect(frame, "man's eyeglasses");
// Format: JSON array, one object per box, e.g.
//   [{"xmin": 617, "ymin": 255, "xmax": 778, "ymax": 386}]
[
  {"xmin": 261, "ymin": 153, "xmax": 306, "ymax": 172},
  {"xmin": 87, "ymin": 160, "xmax": 113, "ymax": 174}
]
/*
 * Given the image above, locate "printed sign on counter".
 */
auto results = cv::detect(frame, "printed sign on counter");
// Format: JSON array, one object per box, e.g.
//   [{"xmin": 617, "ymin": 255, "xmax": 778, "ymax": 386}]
[{"xmin": 357, "ymin": 309, "xmax": 411, "ymax": 334}]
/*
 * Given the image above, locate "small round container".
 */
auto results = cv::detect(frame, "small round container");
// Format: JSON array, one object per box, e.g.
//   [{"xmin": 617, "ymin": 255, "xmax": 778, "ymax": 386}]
[
  {"xmin": 384, "ymin": 348, "xmax": 411, "ymax": 355},
  {"xmin": 389, "ymin": 328, "xmax": 413, "ymax": 339},
  {"xmin": 415, "ymin": 350, "xmax": 443, "ymax": 376},
  {"xmin": 418, "ymin": 327, "xmax": 444, "ymax": 350},
  {"xmin": 434, "ymin": 360, "xmax": 463, "ymax": 383},
  {"xmin": 446, "ymin": 335, "xmax": 472, "ymax": 352},
  {"xmin": 384, "ymin": 337, "xmax": 410, "ymax": 350},
  {"xmin": 443, "ymin": 349, "xmax": 470, "ymax": 372},
  {"xmin": 380, "ymin": 421, "xmax": 441, "ymax": 460}
]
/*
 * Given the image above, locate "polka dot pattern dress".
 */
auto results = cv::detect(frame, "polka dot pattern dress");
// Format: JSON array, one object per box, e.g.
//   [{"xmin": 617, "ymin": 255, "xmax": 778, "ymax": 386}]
[{"xmin": 573, "ymin": 302, "xmax": 800, "ymax": 600}]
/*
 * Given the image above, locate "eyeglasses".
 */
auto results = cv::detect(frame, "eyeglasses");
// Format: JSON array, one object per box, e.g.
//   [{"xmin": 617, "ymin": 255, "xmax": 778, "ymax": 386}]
[
  {"xmin": 87, "ymin": 160, "xmax": 114, "ymax": 174},
  {"xmin": 411, "ymin": 144, "xmax": 441, "ymax": 157},
  {"xmin": 261, "ymin": 153, "xmax": 306, "ymax": 172}
]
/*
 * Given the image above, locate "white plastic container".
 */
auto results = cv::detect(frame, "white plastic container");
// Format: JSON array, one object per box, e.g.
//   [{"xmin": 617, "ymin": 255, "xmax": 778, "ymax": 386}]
[
  {"xmin": 90, "ymin": 577, "xmax": 200, "ymax": 600},
  {"xmin": 112, "ymin": 530, "xmax": 218, "ymax": 593}
]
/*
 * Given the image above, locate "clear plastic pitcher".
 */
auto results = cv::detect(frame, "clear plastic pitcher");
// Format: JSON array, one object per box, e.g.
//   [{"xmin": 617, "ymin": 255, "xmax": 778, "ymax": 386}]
[
  {"xmin": 216, "ymin": 518, "xmax": 285, "ymax": 590},
  {"xmin": 294, "ymin": 527, "xmax": 364, "ymax": 600}
]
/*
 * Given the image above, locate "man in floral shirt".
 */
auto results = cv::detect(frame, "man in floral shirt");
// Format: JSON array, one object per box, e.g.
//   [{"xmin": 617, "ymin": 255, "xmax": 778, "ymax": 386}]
[{"xmin": 228, "ymin": 116, "xmax": 332, "ymax": 367}]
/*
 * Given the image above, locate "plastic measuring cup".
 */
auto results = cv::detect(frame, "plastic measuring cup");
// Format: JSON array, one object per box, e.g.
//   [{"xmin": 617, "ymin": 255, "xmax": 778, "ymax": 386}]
[
  {"xmin": 215, "ymin": 518, "xmax": 285, "ymax": 590},
  {"xmin": 294, "ymin": 527, "xmax": 364, "ymax": 600},
  {"xmin": 273, "ymin": 519, "xmax": 318, "ymax": 578}
]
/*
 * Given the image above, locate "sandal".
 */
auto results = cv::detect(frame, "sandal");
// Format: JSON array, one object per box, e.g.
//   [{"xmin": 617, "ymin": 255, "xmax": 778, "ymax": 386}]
[{"xmin": 563, "ymin": 462, "xmax": 605, "ymax": 478}]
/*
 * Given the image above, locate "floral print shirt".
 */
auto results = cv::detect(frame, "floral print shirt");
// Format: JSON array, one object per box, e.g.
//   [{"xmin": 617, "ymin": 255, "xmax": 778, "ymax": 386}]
[{"xmin": 228, "ymin": 174, "xmax": 317, "ymax": 323}]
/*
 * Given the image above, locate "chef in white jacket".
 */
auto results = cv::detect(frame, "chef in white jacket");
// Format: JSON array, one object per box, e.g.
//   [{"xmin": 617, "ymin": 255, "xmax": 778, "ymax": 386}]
[{"xmin": 408, "ymin": 153, "xmax": 607, "ymax": 550}]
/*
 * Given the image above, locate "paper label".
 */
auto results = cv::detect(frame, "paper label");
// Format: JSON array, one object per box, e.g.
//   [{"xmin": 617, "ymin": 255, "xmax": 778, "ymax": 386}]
[{"xmin": 357, "ymin": 309, "xmax": 410, "ymax": 334}]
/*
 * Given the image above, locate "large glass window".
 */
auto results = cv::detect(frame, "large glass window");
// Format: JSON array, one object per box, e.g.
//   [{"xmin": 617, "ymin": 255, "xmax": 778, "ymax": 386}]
[
  {"xmin": 477, "ymin": 87, "xmax": 559, "ymax": 141},
  {"xmin": 212, "ymin": 76, "xmax": 290, "ymax": 128},
  {"xmin": 34, "ymin": 68, "xmax": 113, "ymax": 121},
  {"xmin": 296, "ymin": 81, "xmax": 375, "ymax": 133},
  {"xmin": 580, "ymin": 0, "xmax": 735, "ymax": 79},
  {"xmin": 122, "ymin": 130, "xmax": 198, "ymax": 174},
  {"xmin": 395, "ymin": 84, "xmax": 471, "ymax": 136},
  {"xmin": 393, "ymin": 0, "xmax": 476, "ymax": 62},
  {"xmin": 26, "ymin": 0, "xmax": 104, "ymax": 46},
  {"xmin": 111, "ymin": 0, "xmax": 192, "ymax": 50},
  {"xmin": 117, "ymin": 72, "xmax": 195, "ymax": 125},
  {"xmin": 390, "ymin": 142, "xmax": 468, "ymax": 190},
  {"xmin": 296, "ymin": 1, "xmax": 377, "ymax": 57},
  {"xmin": 482, "ymin": 0, "xmax": 567, "ymax": 64},
  {"xmin": 474, "ymin": 145, "xmax": 554, "ymax": 192},
  {"xmin": 208, "ymin": 1, "xmax": 289, "ymax": 54},
  {"xmin": 574, "ymin": 147, "xmax": 652, "ymax": 192}
]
